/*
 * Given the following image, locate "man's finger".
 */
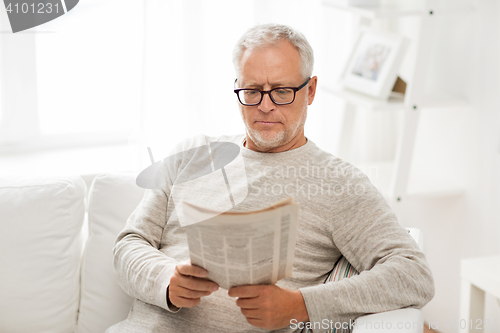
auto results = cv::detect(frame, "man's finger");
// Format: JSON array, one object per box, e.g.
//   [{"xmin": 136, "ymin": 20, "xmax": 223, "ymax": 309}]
[
  {"xmin": 172, "ymin": 272, "xmax": 218, "ymax": 292},
  {"xmin": 176, "ymin": 263, "xmax": 208, "ymax": 278},
  {"xmin": 235, "ymin": 296, "xmax": 260, "ymax": 309},
  {"xmin": 178, "ymin": 276, "xmax": 219, "ymax": 292},
  {"xmin": 228, "ymin": 285, "xmax": 261, "ymax": 298},
  {"xmin": 240, "ymin": 308, "xmax": 262, "ymax": 319},
  {"xmin": 170, "ymin": 295, "xmax": 201, "ymax": 308},
  {"xmin": 173, "ymin": 285, "xmax": 214, "ymax": 298}
]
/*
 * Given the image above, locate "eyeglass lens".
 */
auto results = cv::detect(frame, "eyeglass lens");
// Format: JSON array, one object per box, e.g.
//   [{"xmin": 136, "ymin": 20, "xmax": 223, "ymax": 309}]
[{"xmin": 240, "ymin": 88, "xmax": 295, "ymax": 105}]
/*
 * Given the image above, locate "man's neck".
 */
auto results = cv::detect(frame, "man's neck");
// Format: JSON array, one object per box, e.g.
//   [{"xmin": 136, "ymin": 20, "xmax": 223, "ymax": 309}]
[{"xmin": 243, "ymin": 133, "xmax": 307, "ymax": 153}]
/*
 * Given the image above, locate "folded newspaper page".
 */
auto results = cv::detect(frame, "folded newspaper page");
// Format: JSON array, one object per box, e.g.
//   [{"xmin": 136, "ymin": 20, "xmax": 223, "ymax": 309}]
[{"xmin": 182, "ymin": 197, "xmax": 299, "ymax": 290}]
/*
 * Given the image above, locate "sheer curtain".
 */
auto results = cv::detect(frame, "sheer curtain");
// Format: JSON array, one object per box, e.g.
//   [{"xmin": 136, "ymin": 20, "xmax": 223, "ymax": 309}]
[
  {"xmin": 0, "ymin": 0, "xmax": 144, "ymax": 151},
  {"xmin": 35, "ymin": 0, "xmax": 143, "ymax": 137},
  {"xmin": 1, "ymin": 0, "xmax": 359, "ymax": 174},
  {"xmin": 0, "ymin": 0, "xmax": 399, "ymax": 174},
  {"xmin": 135, "ymin": 0, "xmax": 334, "ymax": 170}
]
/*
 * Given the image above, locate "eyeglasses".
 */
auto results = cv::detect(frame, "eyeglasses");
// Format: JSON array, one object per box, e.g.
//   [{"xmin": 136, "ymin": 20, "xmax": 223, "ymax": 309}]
[{"xmin": 234, "ymin": 77, "xmax": 310, "ymax": 106}]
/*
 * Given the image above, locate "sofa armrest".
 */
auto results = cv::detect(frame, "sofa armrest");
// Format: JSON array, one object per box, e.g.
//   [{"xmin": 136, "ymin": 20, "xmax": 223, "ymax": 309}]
[{"xmin": 352, "ymin": 308, "xmax": 424, "ymax": 333}]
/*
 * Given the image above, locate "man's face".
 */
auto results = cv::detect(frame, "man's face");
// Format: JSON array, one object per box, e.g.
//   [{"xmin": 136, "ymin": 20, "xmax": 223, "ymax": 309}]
[{"xmin": 237, "ymin": 40, "xmax": 317, "ymax": 153}]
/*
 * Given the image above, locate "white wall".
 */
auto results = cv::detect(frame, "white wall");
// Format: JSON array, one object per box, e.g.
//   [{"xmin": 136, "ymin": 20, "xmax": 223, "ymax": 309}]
[
  {"xmin": 417, "ymin": 1, "xmax": 500, "ymax": 331},
  {"xmin": 389, "ymin": 1, "xmax": 500, "ymax": 332},
  {"xmin": 322, "ymin": 1, "xmax": 500, "ymax": 332}
]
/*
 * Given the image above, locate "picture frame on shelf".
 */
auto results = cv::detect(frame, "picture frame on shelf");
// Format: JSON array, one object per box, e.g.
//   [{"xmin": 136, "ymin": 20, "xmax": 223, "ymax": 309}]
[
  {"xmin": 325, "ymin": 0, "xmax": 380, "ymax": 6},
  {"xmin": 340, "ymin": 29, "xmax": 409, "ymax": 100}
]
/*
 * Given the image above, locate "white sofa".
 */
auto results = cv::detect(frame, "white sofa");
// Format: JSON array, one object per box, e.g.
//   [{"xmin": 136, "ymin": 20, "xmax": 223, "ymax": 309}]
[{"xmin": 0, "ymin": 174, "xmax": 424, "ymax": 333}]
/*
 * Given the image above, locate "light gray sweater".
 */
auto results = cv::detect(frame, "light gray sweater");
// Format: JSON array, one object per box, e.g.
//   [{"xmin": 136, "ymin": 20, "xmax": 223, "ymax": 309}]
[{"xmin": 108, "ymin": 134, "xmax": 434, "ymax": 333}]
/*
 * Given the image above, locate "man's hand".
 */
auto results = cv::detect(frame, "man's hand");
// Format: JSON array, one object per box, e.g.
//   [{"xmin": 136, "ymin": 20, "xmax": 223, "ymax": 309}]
[
  {"xmin": 167, "ymin": 262, "xmax": 219, "ymax": 308},
  {"xmin": 228, "ymin": 284, "xmax": 309, "ymax": 330}
]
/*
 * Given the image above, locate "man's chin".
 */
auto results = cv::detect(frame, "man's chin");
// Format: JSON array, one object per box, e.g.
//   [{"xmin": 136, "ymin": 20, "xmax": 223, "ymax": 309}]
[{"xmin": 248, "ymin": 132, "xmax": 286, "ymax": 150}]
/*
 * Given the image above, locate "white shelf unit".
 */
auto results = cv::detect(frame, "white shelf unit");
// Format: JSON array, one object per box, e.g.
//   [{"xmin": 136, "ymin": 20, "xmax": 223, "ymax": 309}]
[
  {"xmin": 366, "ymin": 161, "xmax": 464, "ymax": 201},
  {"xmin": 323, "ymin": 86, "xmax": 469, "ymax": 112},
  {"xmin": 460, "ymin": 255, "xmax": 500, "ymax": 333},
  {"xmin": 322, "ymin": 0, "xmax": 471, "ymax": 203},
  {"xmin": 322, "ymin": 86, "xmax": 405, "ymax": 111},
  {"xmin": 322, "ymin": 0, "xmax": 474, "ymax": 19}
]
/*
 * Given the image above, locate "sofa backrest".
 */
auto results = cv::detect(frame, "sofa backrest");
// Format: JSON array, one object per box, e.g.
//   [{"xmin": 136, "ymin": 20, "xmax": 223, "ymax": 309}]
[
  {"xmin": 77, "ymin": 173, "xmax": 145, "ymax": 333},
  {"xmin": 0, "ymin": 173, "xmax": 426, "ymax": 333},
  {"xmin": 0, "ymin": 175, "xmax": 86, "ymax": 333}
]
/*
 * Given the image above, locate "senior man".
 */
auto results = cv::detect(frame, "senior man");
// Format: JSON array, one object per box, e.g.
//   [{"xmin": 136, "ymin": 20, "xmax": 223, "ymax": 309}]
[{"xmin": 107, "ymin": 24, "xmax": 434, "ymax": 333}]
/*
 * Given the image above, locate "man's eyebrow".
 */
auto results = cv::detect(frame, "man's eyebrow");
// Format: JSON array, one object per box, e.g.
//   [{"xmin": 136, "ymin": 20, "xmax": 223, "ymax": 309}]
[{"xmin": 242, "ymin": 81, "xmax": 291, "ymax": 89}]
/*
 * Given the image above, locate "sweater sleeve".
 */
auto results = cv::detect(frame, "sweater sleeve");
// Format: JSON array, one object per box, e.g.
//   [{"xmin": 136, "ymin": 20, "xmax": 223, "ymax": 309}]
[
  {"xmin": 299, "ymin": 167, "xmax": 435, "ymax": 331},
  {"xmin": 112, "ymin": 159, "xmax": 180, "ymax": 312}
]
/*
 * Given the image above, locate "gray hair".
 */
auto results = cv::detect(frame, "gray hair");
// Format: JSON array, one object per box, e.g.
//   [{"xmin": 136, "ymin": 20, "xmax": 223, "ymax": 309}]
[{"xmin": 232, "ymin": 23, "xmax": 314, "ymax": 80}]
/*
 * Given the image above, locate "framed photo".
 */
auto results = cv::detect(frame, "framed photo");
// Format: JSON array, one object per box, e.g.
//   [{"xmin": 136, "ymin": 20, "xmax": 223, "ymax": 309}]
[
  {"xmin": 325, "ymin": 0, "xmax": 380, "ymax": 5},
  {"xmin": 340, "ymin": 30, "xmax": 409, "ymax": 100}
]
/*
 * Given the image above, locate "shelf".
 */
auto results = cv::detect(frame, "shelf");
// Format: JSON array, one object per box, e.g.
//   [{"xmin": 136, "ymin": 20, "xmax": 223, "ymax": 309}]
[
  {"xmin": 461, "ymin": 255, "xmax": 500, "ymax": 299},
  {"xmin": 322, "ymin": 85, "xmax": 404, "ymax": 111},
  {"xmin": 324, "ymin": 0, "xmax": 472, "ymax": 204},
  {"xmin": 322, "ymin": 0, "xmax": 474, "ymax": 19},
  {"xmin": 323, "ymin": 85, "xmax": 469, "ymax": 111},
  {"xmin": 356, "ymin": 161, "xmax": 464, "ymax": 200}
]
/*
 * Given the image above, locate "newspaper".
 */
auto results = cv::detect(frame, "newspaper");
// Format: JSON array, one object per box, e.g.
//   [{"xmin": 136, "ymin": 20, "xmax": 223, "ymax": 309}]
[{"xmin": 182, "ymin": 197, "xmax": 299, "ymax": 290}]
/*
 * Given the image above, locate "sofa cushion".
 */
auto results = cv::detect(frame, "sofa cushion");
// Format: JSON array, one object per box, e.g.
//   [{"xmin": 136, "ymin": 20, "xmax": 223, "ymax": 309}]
[
  {"xmin": 77, "ymin": 173, "xmax": 145, "ymax": 333},
  {"xmin": 0, "ymin": 175, "xmax": 86, "ymax": 333}
]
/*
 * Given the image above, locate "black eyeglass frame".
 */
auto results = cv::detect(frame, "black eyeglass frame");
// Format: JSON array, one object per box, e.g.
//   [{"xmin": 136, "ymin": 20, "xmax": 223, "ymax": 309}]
[{"xmin": 233, "ymin": 77, "xmax": 311, "ymax": 106}]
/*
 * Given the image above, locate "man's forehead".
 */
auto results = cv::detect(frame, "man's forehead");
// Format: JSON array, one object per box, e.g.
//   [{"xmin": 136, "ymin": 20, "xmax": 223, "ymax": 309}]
[
  {"xmin": 238, "ymin": 69, "xmax": 303, "ymax": 87},
  {"xmin": 238, "ymin": 42, "xmax": 303, "ymax": 86},
  {"xmin": 238, "ymin": 78, "xmax": 295, "ymax": 88}
]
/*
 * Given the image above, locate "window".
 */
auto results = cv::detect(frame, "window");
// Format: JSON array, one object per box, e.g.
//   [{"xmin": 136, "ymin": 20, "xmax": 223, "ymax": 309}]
[{"xmin": 0, "ymin": 0, "xmax": 144, "ymax": 151}]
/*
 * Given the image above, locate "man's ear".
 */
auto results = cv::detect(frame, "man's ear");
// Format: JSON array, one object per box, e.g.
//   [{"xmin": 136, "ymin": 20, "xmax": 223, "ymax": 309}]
[{"xmin": 307, "ymin": 76, "xmax": 318, "ymax": 105}]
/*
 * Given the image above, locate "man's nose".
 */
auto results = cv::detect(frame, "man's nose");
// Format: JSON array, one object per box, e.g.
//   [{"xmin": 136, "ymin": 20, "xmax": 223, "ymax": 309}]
[{"xmin": 258, "ymin": 93, "xmax": 275, "ymax": 113}]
